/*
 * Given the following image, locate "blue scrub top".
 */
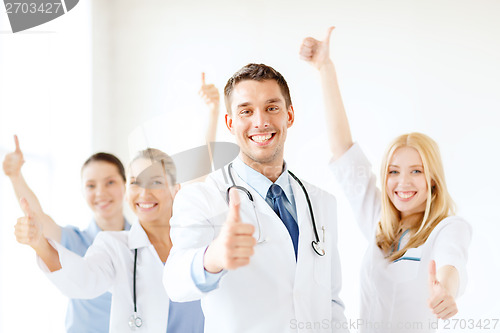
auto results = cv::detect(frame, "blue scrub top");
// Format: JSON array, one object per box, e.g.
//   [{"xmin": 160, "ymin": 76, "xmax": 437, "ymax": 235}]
[
  {"xmin": 167, "ymin": 300, "xmax": 205, "ymax": 333},
  {"xmin": 60, "ymin": 218, "xmax": 130, "ymax": 333}
]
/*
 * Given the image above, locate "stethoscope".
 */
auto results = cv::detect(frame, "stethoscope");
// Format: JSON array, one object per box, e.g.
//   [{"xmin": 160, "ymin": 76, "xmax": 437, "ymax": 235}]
[
  {"xmin": 128, "ymin": 248, "xmax": 143, "ymax": 330},
  {"xmin": 226, "ymin": 162, "xmax": 325, "ymax": 256}
]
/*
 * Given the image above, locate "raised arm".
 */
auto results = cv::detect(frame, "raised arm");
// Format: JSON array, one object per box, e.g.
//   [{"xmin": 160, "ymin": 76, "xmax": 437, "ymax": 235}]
[
  {"xmin": 199, "ymin": 72, "xmax": 220, "ymax": 144},
  {"xmin": 15, "ymin": 198, "xmax": 115, "ymax": 299},
  {"xmin": 14, "ymin": 198, "xmax": 62, "ymax": 272},
  {"xmin": 3, "ymin": 135, "xmax": 62, "ymax": 241},
  {"xmin": 299, "ymin": 27, "xmax": 353, "ymax": 159}
]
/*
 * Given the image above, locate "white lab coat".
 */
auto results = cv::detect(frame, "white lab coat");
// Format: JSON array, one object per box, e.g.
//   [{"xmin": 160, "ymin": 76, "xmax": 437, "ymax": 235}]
[
  {"xmin": 164, "ymin": 165, "xmax": 348, "ymax": 333},
  {"xmin": 39, "ymin": 222, "xmax": 170, "ymax": 332},
  {"xmin": 330, "ymin": 143, "xmax": 471, "ymax": 333}
]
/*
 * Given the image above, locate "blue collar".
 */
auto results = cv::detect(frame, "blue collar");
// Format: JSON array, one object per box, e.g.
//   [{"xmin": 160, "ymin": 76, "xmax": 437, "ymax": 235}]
[
  {"xmin": 231, "ymin": 156, "xmax": 295, "ymax": 206},
  {"xmin": 85, "ymin": 217, "xmax": 131, "ymax": 239}
]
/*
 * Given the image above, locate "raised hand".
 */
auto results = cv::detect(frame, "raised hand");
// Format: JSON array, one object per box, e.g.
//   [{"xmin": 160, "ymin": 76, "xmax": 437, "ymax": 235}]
[
  {"xmin": 14, "ymin": 198, "xmax": 44, "ymax": 248},
  {"xmin": 2, "ymin": 135, "xmax": 25, "ymax": 177},
  {"xmin": 204, "ymin": 188, "xmax": 257, "ymax": 273},
  {"xmin": 199, "ymin": 72, "xmax": 220, "ymax": 111},
  {"xmin": 299, "ymin": 26, "xmax": 335, "ymax": 70},
  {"xmin": 427, "ymin": 260, "xmax": 458, "ymax": 320}
]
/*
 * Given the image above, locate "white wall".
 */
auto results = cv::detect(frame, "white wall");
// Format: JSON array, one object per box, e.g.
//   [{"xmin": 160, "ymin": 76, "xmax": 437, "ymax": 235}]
[
  {"xmin": 1, "ymin": 0, "xmax": 499, "ymax": 331},
  {"xmin": 0, "ymin": 3, "xmax": 93, "ymax": 333},
  {"xmin": 94, "ymin": 0, "xmax": 500, "ymax": 329}
]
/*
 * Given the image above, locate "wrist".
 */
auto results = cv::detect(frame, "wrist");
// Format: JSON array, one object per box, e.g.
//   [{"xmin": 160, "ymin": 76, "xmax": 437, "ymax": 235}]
[
  {"xmin": 203, "ymin": 245, "xmax": 223, "ymax": 273},
  {"xmin": 8, "ymin": 173, "xmax": 22, "ymax": 181},
  {"xmin": 31, "ymin": 236, "xmax": 51, "ymax": 253},
  {"xmin": 209, "ymin": 106, "xmax": 220, "ymax": 116},
  {"xmin": 318, "ymin": 59, "xmax": 335, "ymax": 72}
]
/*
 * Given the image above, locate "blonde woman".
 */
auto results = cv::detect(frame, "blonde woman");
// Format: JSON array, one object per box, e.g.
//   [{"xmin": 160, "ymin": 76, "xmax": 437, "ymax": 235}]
[{"xmin": 300, "ymin": 27, "xmax": 471, "ymax": 332}]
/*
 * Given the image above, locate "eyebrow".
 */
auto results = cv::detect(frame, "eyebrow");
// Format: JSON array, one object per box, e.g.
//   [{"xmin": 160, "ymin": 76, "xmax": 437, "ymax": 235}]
[
  {"xmin": 236, "ymin": 102, "xmax": 252, "ymax": 109},
  {"xmin": 235, "ymin": 98, "xmax": 284, "ymax": 109},
  {"xmin": 266, "ymin": 98, "xmax": 283, "ymax": 104}
]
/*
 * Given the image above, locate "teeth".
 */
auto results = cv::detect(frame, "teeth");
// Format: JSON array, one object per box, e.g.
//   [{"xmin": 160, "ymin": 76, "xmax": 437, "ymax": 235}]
[
  {"xmin": 138, "ymin": 203, "xmax": 155, "ymax": 209},
  {"xmin": 397, "ymin": 192, "xmax": 416, "ymax": 199},
  {"xmin": 251, "ymin": 134, "xmax": 272, "ymax": 143}
]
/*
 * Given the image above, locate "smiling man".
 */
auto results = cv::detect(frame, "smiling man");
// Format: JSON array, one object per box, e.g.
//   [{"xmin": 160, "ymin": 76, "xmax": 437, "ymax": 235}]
[{"xmin": 164, "ymin": 63, "xmax": 348, "ymax": 333}]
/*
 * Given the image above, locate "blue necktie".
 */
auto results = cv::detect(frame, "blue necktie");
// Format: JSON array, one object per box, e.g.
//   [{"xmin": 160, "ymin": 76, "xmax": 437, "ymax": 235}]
[{"xmin": 267, "ymin": 184, "xmax": 299, "ymax": 260}]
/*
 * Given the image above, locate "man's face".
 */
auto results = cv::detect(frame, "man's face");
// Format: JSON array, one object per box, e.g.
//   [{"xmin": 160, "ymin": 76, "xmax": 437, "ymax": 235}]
[{"xmin": 225, "ymin": 79, "xmax": 294, "ymax": 169}]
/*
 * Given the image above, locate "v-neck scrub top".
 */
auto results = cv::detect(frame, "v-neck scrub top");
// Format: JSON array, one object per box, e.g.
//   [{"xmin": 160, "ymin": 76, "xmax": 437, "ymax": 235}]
[{"xmin": 329, "ymin": 143, "xmax": 471, "ymax": 333}]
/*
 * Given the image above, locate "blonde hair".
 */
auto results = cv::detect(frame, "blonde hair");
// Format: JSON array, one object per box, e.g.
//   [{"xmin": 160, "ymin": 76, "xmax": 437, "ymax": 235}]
[
  {"xmin": 130, "ymin": 148, "xmax": 177, "ymax": 186},
  {"xmin": 376, "ymin": 133, "xmax": 455, "ymax": 261}
]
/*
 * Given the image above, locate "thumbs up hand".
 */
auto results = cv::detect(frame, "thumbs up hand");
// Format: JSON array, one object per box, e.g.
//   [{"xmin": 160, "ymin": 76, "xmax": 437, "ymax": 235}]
[
  {"xmin": 427, "ymin": 260, "xmax": 458, "ymax": 320},
  {"xmin": 14, "ymin": 198, "xmax": 44, "ymax": 249},
  {"xmin": 3, "ymin": 135, "xmax": 25, "ymax": 178},
  {"xmin": 199, "ymin": 72, "xmax": 220, "ymax": 112},
  {"xmin": 299, "ymin": 26, "xmax": 335, "ymax": 71},
  {"xmin": 204, "ymin": 188, "xmax": 257, "ymax": 273}
]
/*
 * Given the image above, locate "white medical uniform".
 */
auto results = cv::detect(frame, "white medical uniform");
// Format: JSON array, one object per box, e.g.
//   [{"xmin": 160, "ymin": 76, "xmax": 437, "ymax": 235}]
[
  {"xmin": 38, "ymin": 222, "xmax": 170, "ymax": 332},
  {"xmin": 164, "ymin": 163, "xmax": 349, "ymax": 333},
  {"xmin": 329, "ymin": 143, "xmax": 471, "ymax": 333}
]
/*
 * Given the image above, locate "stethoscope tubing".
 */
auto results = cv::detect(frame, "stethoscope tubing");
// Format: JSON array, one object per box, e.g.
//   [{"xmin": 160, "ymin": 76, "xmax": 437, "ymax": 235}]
[
  {"xmin": 133, "ymin": 248, "xmax": 138, "ymax": 313},
  {"xmin": 226, "ymin": 163, "xmax": 325, "ymax": 256}
]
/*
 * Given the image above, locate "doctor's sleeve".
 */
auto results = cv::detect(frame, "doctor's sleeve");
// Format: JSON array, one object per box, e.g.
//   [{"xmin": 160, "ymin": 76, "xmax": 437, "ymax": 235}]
[
  {"xmin": 329, "ymin": 143, "xmax": 381, "ymax": 240},
  {"xmin": 164, "ymin": 182, "xmax": 225, "ymax": 302},
  {"xmin": 431, "ymin": 217, "xmax": 472, "ymax": 297},
  {"xmin": 37, "ymin": 233, "xmax": 116, "ymax": 299}
]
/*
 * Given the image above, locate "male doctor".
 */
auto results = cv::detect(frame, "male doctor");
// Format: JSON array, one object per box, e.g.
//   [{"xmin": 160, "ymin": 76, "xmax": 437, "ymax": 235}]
[{"xmin": 164, "ymin": 34, "xmax": 348, "ymax": 333}]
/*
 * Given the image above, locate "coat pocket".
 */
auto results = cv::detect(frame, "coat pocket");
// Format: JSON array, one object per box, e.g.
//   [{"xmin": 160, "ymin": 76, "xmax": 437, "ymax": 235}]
[{"xmin": 387, "ymin": 247, "xmax": 422, "ymax": 283}]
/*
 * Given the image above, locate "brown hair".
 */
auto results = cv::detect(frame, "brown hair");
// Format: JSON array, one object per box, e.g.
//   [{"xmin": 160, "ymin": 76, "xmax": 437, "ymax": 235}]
[
  {"xmin": 224, "ymin": 63, "xmax": 292, "ymax": 114},
  {"xmin": 82, "ymin": 153, "xmax": 126, "ymax": 182}
]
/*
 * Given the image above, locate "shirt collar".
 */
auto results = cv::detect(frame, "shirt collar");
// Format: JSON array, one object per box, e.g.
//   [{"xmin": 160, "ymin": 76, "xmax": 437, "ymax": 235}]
[
  {"xmin": 128, "ymin": 221, "xmax": 151, "ymax": 250},
  {"xmin": 86, "ymin": 217, "xmax": 131, "ymax": 237},
  {"xmin": 124, "ymin": 217, "xmax": 132, "ymax": 231},
  {"xmin": 231, "ymin": 156, "xmax": 294, "ymax": 204},
  {"xmin": 85, "ymin": 219, "xmax": 102, "ymax": 239}
]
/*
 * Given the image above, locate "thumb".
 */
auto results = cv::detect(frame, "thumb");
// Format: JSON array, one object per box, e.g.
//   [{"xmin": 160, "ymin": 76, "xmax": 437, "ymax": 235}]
[
  {"xmin": 227, "ymin": 188, "xmax": 241, "ymax": 223},
  {"xmin": 201, "ymin": 72, "xmax": 206, "ymax": 86},
  {"xmin": 428, "ymin": 259, "xmax": 438, "ymax": 288},
  {"xmin": 14, "ymin": 134, "xmax": 21, "ymax": 153},
  {"xmin": 20, "ymin": 197, "xmax": 33, "ymax": 219},
  {"xmin": 324, "ymin": 26, "xmax": 335, "ymax": 45}
]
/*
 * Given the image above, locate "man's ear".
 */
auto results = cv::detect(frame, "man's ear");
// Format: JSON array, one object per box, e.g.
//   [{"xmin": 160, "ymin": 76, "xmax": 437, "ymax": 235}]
[
  {"xmin": 225, "ymin": 113, "xmax": 234, "ymax": 133},
  {"xmin": 287, "ymin": 105, "xmax": 295, "ymax": 128}
]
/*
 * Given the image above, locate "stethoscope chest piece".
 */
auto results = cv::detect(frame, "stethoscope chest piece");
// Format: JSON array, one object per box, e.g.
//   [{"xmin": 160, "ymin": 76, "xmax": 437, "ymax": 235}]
[
  {"xmin": 312, "ymin": 241, "xmax": 325, "ymax": 256},
  {"xmin": 128, "ymin": 313, "xmax": 143, "ymax": 330}
]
